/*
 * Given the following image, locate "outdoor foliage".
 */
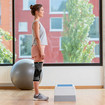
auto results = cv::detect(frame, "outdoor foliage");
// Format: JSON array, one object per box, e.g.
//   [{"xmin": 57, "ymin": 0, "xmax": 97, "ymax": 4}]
[
  {"xmin": 0, "ymin": 28, "xmax": 13, "ymax": 64},
  {"xmin": 61, "ymin": 0, "xmax": 96, "ymax": 63}
]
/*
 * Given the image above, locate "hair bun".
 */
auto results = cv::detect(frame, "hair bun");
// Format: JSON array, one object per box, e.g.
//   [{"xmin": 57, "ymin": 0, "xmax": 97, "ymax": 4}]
[{"xmin": 30, "ymin": 5, "xmax": 33, "ymax": 9}]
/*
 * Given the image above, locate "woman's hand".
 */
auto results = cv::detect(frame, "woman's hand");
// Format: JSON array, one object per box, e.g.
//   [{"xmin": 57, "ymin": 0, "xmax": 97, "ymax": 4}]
[
  {"xmin": 41, "ymin": 54, "xmax": 45, "ymax": 60},
  {"xmin": 39, "ymin": 52, "xmax": 45, "ymax": 60}
]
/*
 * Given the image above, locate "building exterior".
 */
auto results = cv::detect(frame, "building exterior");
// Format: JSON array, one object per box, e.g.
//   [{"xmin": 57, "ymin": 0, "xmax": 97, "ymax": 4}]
[
  {"xmin": 0, "ymin": 0, "xmax": 12, "ymax": 52},
  {"xmin": 15, "ymin": 0, "xmax": 100, "ymax": 63}
]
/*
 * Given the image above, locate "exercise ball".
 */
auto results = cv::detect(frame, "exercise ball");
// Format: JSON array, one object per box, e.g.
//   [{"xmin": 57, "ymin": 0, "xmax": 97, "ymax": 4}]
[{"xmin": 10, "ymin": 59, "xmax": 43, "ymax": 90}]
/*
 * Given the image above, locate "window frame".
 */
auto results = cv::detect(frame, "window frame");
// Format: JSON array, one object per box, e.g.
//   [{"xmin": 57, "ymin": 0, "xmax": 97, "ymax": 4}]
[
  {"xmin": 19, "ymin": 34, "xmax": 32, "ymax": 58},
  {"xmin": 0, "ymin": 0, "xmax": 102, "ymax": 66},
  {"xmin": 50, "ymin": 17, "xmax": 63, "ymax": 32},
  {"xmin": 23, "ymin": 0, "xmax": 36, "ymax": 11},
  {"xmin": 89, "ymin": 17, "xmax": 99, "ymax": 39},
  {"xmin": 16, "ymin": 0, "xmax": 103, "ymax": 66},
  {"xmin": 49, "ymin": 0, "xmax": 68, "ymax": 14},
  {"xmin": 18, "ymin": 22, "xmax": 28, "ymax": 32}
]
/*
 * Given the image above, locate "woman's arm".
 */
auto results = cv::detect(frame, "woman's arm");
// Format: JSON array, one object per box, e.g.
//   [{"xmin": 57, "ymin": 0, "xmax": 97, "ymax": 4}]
[{"xmin": 33, "ymin": 21, "xmax": 43, "ymax": 56}]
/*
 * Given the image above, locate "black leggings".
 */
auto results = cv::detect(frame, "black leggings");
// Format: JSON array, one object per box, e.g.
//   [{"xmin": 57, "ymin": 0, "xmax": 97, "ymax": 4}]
[{"xmin": 33, "ymin": 62, "xmax": 43, "ymax": 81}]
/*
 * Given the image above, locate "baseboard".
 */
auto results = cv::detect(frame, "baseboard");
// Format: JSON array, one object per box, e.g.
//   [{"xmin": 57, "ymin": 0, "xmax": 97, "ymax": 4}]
[
  {"xmin": 38, "ymin": 86, "xmax": 104, "ymax": 89},
  {"xmin": 0, "ymin": 83, "xmax": 104, "ymax": 89}
]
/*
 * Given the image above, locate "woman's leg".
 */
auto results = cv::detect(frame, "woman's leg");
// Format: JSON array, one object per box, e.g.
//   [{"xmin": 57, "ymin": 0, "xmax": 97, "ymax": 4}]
[
  {"xmin": 33, "ymin": 60, "xmax": 43, "ymax": 95},
  {"xmin": 32, "ymin": 45, "xmax": 45, "ymax": 95},
  {"xmin": 33, "ymin": 81, "xmax": 39, "ymax": 95}
]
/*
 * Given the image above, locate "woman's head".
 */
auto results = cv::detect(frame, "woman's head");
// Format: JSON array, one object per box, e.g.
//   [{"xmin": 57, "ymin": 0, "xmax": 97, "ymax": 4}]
[{"xmin": 30, "ymin": 4, "xmax": 44, "ymax": 17}]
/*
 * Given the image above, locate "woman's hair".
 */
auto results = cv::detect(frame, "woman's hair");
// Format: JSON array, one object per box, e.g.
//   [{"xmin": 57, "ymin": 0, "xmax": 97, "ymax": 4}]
[{"xmin": 30, "ymin": 4, "xmax": 43, "ymax": 16}]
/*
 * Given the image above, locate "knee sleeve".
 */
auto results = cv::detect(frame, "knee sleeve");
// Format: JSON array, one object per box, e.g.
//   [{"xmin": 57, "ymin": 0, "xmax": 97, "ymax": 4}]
[{"xmin": 33, "ymin": 62, "xmax": 43, "ymax": 81}]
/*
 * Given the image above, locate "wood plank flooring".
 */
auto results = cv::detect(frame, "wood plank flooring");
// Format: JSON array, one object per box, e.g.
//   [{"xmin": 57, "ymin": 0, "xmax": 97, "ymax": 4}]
[{"xmin": 0, "ymin": 89, "xmax": 105, "ymax": 105}]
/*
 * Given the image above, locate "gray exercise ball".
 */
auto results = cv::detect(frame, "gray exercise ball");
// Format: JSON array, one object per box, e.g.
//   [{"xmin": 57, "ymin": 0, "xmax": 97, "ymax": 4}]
[{"xmin": 10, "ymin": 59, "xmax": 43, "ymax": 90}]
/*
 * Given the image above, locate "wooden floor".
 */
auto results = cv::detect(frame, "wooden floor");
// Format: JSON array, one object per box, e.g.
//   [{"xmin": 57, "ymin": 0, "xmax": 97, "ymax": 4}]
[{"xmin": 0, "ymin": 89, "xmax": 105, "ymax": 105}]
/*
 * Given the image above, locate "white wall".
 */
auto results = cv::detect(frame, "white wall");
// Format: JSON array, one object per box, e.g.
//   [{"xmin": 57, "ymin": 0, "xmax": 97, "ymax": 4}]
[
  {"xmin": 0, "ymin": 66, "xmax": 103, "ymax": 86},
  {"xmin": 0, "ymin": 0, "xmax": 104, "ymax": 87},
  {"xmin": 41, "ymin": 66, "xmax": 103, "ymax": 86}
]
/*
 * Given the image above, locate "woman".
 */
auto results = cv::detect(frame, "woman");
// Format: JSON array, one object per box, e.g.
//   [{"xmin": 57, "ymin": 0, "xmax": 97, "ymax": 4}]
[{"xmin": 30, "ymin": 4, "xmax": 49, "ymax": 101}]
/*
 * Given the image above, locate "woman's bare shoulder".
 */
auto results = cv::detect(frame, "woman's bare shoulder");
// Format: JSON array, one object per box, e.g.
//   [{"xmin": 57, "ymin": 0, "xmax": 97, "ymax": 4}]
[
  {"xmin": 33, "ymin": 20, "xmax": 40, "ymax": 28},
  {"xmin": 33, "ymin": 21, "xmax": 39, "ymax": 27}
]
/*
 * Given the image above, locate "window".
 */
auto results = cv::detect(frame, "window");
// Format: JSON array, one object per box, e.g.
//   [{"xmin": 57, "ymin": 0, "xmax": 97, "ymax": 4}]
[
  {"xmin": 50, "ymin": 0, "xmax": 67, "ymax": 14},
  {"xmin": 50, "ymin": 18, "xmax": 63, "ymax": 31},
  {"xmin": 95, "ymin": 44, "xmax": 99, "ymax": 57},
  {"xmin": 18, "ymin": 22, "xmax": 28, "ymax": 32},
  {"xmin": 23, "ymin": 0, "xmax": 36, "ymax": 10},
  {"xmin": 19, "ymin": 35, "xmax": 32, "ymax": 58},
  {"xmin": 89, "ymin": 17, "xmax": 99, "ymax": 39},
  {"xmin": 14, "ymin": 0, "xmax": 102, "ymax": 65},
  {"xmin": 0, "ymin": 0, "xmax": 13, "ymax": 65}
]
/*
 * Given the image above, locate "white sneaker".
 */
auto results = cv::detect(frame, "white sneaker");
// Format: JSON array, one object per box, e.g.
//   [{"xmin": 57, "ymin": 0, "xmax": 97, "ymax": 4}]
[{"xmin": 33, "ymin": 93, "xmax": 49, "ymax": 101}]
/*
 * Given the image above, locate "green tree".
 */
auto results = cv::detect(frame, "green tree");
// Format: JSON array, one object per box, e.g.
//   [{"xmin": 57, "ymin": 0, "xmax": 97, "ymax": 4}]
[
  {"xmin": 0, "ymin": 28, "xmax": 13, "ymax": 64},
  {"xmin": 61, "ymin": 0, "xmax": 96, "ymax": 63}
]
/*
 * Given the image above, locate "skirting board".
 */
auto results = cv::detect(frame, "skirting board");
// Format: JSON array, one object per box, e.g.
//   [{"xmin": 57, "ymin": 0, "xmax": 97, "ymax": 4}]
[{"xmin": 0, "ymin": 83, "xmax": 104, "ymax": 89}]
